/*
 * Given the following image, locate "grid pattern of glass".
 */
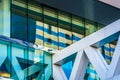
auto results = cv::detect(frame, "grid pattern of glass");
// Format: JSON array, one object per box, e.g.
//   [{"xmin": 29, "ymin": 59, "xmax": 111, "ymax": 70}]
[
  {"xmin": 0, "ymin": 0, "xmax": 115, "ymax": 80},
  {"xmin": 0, "ymin": 38, "xmax": 52, "ymax": 80}
]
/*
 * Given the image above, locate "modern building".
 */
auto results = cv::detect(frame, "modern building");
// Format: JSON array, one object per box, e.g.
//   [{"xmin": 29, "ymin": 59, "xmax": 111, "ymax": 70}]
[{"xmin": 0, "ymin": 0, "xmax": 120, "ymax": 80}]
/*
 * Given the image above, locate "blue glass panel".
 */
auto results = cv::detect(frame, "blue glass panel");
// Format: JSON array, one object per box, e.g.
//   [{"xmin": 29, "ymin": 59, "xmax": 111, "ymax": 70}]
[
  {"xmin": 62, "ymin": 61, "xmax": 73, "ymax": 79},
  {"xmin": 11, "ymin": 14, "xmax": 36, "ymax": 43}
]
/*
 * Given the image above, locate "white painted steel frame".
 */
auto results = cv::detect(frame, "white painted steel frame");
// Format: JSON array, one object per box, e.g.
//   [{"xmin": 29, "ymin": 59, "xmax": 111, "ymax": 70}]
[{"xmin": 53, "ymin": 19, "xmax": 120, "ymax": 80}]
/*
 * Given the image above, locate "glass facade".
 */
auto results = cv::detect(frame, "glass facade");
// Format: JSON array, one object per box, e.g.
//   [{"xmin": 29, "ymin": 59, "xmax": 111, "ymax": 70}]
[
  {"xmin": 0, "ymin": 0, "xmax": 117, "ymax": 80},
  {"xmin": 0, "ymin": 37, "xmax": 52, "ymax": 80},
  {"xmin": 11, "ymin": 0, "xmax": 104, "ymax": 50}
]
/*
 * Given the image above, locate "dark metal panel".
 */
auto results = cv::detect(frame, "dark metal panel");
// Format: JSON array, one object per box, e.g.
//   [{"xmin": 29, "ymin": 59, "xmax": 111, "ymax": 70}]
[{"xmin": 35, "ymin": 0, "xmax": 120, "ymax": 25}]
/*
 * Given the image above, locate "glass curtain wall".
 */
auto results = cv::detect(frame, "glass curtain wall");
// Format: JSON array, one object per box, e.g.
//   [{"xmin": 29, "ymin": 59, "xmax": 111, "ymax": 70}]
[
  {"xmin": 0, "ymin": 0, "xmax": 52, "ymax": 80},
  {"xmin": 0, "ymin": 37, "xmax": 53, "ymax": 80},
  {"xmin": 0, "ymin": 0, "xmax": 10, "ymax": 37},
  {"xmin": 34, "ymin": 6, "xmax": 104, "ymax": 50},
  {"xmin": 0, "ymin": 0, "xmax": 115, "ymax": 80},
  {"xmin": 10, "ymin": 0, "xmax": 106, "ymax": 80},
  {"xmin": 11, "ymin": 0, "xmax": 36, "ymax": 43}
]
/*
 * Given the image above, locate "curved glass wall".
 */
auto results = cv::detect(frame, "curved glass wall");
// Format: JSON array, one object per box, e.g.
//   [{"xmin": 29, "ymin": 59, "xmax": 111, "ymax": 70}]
[{"xmin": 0, "ymin": 37, "xmax": 52, "ymax": 80}]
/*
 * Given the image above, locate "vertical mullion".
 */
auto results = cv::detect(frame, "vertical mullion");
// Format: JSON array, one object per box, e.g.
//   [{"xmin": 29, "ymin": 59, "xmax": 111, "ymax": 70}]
[
  {"xmin": 10, "ymin": 0, "xmax": 12, "ymax": 78},
  {"xmin": 84, "ymin": 18, "xmax": 86, "ymax": 37},
  {"xmin": 26, "ymin": 0, "xmax": 29, "ymax": 79},
  {"xmin": 42, "ymin": 5, "xmax": 44, "ymax": 47},
  {"xmin": 42, "ymin": 5, "xmax": 45, "ymax": 80},
  {"xmin": 57, "ymin": 10, "xmax": 59, "ymax": 50},
  {"xmin": 71, "ymin": 14, "xmax": 73, "ymax": 44},
  {"xmin": 26, "ymin": 0, "xmax": 28, "ymax": 42},
  {"xmin": 10, "ymin": 0, "xmax": 12, "ymax": 38}
]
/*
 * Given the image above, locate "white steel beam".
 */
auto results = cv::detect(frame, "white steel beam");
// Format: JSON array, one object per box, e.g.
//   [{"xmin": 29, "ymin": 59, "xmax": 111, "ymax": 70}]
[
  {"xmin": 70, "ymin": 51, "xmax": 89, "ymax": 80},
  {"xmin": 109, "ymin": 74, "xmax": 120, "ymax": 80},
  {"xmin": 53, "ymin": 65, "xmax": 67, "ymax": 80},
  {"xmin": 53, "ymin": 19, "xmax": 120, "ymax": 80},
  {"xmin": 84, "ymin": 46, "xmax": 108, "ymax": 79},
  {"xmin": 107, "ymin": 35, "xmax": 120, "ymax": 78},
  {"xmin": 53, "ymin": 19, "xmax": 120, "ymax": 64}
]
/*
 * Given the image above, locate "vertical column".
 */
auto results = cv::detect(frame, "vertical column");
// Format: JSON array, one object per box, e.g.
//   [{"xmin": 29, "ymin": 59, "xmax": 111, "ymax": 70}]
[
  {"xmin": 0, "ymin": 0, "xmax": 10, "ymax": 37},
  {"xmin": 70, "ymin": 51, "xmax": 89, "ymax": 80}
]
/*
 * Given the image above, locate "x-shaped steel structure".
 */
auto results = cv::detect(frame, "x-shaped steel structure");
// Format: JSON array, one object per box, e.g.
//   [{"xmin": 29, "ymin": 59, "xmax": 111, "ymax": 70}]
[{"xmin": 53, "ymin": 19, "xmax": 120, "ymax": 80}]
